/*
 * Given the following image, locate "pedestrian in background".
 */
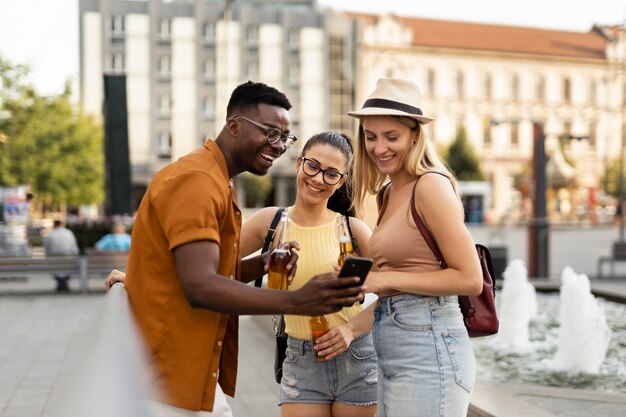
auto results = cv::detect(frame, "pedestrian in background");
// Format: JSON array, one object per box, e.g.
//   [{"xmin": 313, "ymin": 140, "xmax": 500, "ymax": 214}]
[
  {"xmin": 44, "ymin": 220, "xmax": 79, "ymax": 292},
  {"xmin": 95, "ymin": 222, "xmax": 131, "ymax": 252},
  {"xmin": 349, "ymin": 78, "xmax": 483, "ymax": 417}
]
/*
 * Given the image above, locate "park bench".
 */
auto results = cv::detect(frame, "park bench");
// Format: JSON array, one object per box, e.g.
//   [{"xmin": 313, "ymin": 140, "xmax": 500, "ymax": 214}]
[
  {"xmin": 0, "ymin": 251, "xmax": 127, "ymax": 293},
  {"xmin": 597, "ymin": 241, "xmax": 626, "ymax": 278}
]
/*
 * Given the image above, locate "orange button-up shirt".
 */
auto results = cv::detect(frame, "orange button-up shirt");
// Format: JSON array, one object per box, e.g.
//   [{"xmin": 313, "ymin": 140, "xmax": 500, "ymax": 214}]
[{"xmin": 126, "ymin": 139, "xmax": 242, "ymax": 411}]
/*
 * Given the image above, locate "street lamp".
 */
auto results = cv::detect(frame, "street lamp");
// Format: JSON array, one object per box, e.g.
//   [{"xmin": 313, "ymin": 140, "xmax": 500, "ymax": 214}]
[{"xmin": 528, "ymin": 122, "xmax": 549, "ymax": 278}]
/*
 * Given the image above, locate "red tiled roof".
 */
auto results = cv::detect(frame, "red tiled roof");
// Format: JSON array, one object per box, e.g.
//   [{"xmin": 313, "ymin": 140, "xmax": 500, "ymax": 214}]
[{"xmin": 347, "ymin": 13, "xmax": 607, "ymax": 60}]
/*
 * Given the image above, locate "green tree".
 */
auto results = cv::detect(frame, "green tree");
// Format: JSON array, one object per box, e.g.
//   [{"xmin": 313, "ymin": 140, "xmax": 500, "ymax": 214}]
[
  {"xmin": 0, "ymin": 56, "xmax": 104, "ymax": 211},
  {"xmin": 240, "ymin": 172, "xmax": 272, "ymax": 207},
  {"xmin": 444, "ymin": 127, "xmax": 484, "ymax": 181},
  {"xmin": 601, "ymin": 157, "xmax": 624, "ymax": 197}
]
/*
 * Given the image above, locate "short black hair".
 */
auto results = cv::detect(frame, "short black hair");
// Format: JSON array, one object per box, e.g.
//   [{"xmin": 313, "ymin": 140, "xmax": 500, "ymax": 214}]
[{"xmin": 226, "ymin": 81, "xmax": 291, "ymax": 119}]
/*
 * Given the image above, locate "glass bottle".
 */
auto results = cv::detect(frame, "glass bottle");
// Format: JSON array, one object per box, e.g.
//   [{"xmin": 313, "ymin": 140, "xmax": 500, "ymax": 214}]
[
  {"xmin": 336, "ymin": 216, "xmax": 357, "ymax": 267},
  {"xmin": 309, "ymin": 315, "xmax": 330, "ymax": 362},
  {"xmin": 267, "ymin": 211, "xmax": 290, "ymax": 290}
]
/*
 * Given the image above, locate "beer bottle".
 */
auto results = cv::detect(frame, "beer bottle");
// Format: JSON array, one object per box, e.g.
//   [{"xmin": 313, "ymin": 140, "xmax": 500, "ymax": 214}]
[
  {"xmin": 309, "ymin": 315, "xmax": 330, "ymax": 362},
  {"xmin": 336, "ymin": 216, "xmax": 356, "ymax": 267},
  {"xmin": 267, "ymin": 211, "xmax": 290, "ymax": 290}
]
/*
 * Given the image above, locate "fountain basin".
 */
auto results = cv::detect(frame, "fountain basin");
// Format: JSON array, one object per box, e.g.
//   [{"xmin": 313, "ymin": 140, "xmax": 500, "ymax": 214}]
[{"xmin": 473, "ymin": 292, "xmax": 626, "ymax": 393}]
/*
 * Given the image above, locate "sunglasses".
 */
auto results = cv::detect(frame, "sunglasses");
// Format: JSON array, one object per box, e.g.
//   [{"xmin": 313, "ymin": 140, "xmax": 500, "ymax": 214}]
[{"xmin": 233, "ymin": 116, "xmax": 297, "ymax": 149}]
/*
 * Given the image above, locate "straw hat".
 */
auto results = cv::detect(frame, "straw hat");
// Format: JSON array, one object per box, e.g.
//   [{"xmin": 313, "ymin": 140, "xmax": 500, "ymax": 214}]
[{"xmin": 348, "ymin": 78, "xmax": 434, "ymax": 125}]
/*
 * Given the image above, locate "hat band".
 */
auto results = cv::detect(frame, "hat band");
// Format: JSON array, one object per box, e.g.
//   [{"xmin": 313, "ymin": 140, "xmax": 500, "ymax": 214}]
[{"xmin": 362, "ymin": 98, "xmax": 423, "ymax": 116}]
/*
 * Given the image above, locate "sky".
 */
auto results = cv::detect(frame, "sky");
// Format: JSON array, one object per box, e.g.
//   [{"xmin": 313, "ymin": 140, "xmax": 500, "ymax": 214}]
[{"xmin": 0, "ymin": 0, "xmax": 624, "ymax": 97}]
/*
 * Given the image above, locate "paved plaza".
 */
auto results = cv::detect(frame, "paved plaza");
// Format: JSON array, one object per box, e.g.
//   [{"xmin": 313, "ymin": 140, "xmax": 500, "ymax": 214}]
[{"xmin": 1, "ymin": 285, "xmax": 626, "ymax": 417}]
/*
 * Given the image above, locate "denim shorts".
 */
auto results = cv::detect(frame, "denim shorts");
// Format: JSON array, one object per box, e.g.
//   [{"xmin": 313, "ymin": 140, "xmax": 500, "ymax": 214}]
[
  {"xmin": 373, "ymin": 294, "xmax": 476, "ymax": 417},
  {"xmin": 278, "ymin": 332, "xmax": 378, "ymax": 406}
]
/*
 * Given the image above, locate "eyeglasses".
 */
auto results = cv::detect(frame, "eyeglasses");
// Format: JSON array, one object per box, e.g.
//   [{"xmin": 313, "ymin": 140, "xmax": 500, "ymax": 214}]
[
  {"xmin": 300, "ymin": 157, "xmax": 345, "ymax": 185},
  {"xmin": 233, "ymin": 116, "xmax": 298, "ymax": 149}
]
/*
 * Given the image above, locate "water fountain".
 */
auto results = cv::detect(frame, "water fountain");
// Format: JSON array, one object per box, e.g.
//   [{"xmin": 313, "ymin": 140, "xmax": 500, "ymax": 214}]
[
  {"xmin": 495, "ymin": 259, "xmax": 537, "ymax": 352},
  {"xmin": 549, "ymin": 266, "xmax": 612, "ymax": 374},
  {"xmin": 473, "ymin": 261, "xmax": 625, "ymax": 393}
]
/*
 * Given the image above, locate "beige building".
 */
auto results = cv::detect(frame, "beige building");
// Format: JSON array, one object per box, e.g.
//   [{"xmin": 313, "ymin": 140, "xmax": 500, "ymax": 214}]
[{"xmin": 349, "ymin": 13, "xmax": 626, "ymax": 223}]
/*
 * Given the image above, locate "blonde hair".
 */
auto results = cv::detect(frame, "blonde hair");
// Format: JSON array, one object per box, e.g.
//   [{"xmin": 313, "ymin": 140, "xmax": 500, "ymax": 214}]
[{"xmin": 353, "ymin": 116, "xmax": 460, "ymax": 217}]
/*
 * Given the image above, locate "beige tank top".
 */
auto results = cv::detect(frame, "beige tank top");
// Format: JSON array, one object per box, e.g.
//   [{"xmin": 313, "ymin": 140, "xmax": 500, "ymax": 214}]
[{"xmin": 369, "ymin": 182, "xmax": 441, "ymax": 281}]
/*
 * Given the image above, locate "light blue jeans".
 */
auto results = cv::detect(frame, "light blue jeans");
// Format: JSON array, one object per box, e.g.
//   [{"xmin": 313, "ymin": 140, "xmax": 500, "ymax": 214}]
[{"xmin": 373, "ymin": 294, "xmax": 476, "ymax": 417}]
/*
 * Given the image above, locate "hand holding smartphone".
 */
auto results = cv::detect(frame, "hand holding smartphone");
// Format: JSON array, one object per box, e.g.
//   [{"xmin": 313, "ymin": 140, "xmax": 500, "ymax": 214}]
[{"xmin": 337, "ymin": 256, "xmax": 373, "ymax": 286}]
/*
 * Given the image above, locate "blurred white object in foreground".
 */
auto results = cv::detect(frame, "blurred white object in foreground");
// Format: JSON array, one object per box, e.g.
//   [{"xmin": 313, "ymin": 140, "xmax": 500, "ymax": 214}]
[{"xmin": 70, "ymin": 282, "xmax": 154, "ymax": 417}]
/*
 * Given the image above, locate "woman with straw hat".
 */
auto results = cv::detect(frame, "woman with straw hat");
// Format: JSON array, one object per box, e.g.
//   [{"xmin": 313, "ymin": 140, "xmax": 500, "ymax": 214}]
[{"xmin": 347, "ymin": 78, "xmax": 483, "ymax": 417}]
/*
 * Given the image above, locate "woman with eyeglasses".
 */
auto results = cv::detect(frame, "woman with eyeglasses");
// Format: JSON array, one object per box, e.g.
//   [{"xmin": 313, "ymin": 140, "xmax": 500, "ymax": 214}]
[
  {"xmin": 106, "ymin": 132, "xmax": 377, "ymax": 417},
  {"xmin": 241, "ymin": 131, "xmax": 377, "ymax": 417}
]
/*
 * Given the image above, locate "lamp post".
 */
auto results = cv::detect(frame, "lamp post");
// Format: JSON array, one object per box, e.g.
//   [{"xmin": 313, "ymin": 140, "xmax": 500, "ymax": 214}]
[{"xmin": 528, "ymin": 122, "xmax": 549, "ymax": 278}]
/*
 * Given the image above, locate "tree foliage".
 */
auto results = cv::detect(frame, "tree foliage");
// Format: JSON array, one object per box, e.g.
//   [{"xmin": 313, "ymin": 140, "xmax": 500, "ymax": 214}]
[
  {"xmin": 0, "ymin": 56, "xmax": 104, "ymax": 210},
  {"xmin": 240, "ymin": 172, "xmax": 273, "ymax": 207},
  {"xmin": 444, "ymin": 127, "xmax": 484, "ymax": 181},
  {"xmin": 601, "ymin": 157, "xmax": 624, "ymax": 198}
]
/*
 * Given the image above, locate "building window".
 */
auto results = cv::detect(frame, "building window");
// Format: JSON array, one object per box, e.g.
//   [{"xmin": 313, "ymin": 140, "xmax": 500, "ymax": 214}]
[
  {"xmin": 158, "ymin": 18, "xmax": 171, "ymax": 39},
  {"xmin": 588, "ymin": 121, "xmax": 597, "ymax": 147},
  {"xmin": 536, "ymin": 75, "xmax": 545, "ymax": 101},
  {"xmin": 203, "ymin": 58, "xmax": 215, "ymax": 80},
  {"xmin": 510, "ymin": 121, "xmax": 519, "ymax": 146},
  {"xmin": 483, "ymin": 118, "xmax": 492, "ymax": 147},
  {"xmin": 202, "ymin": 95, "xmax": 215, "ymax": 118},
  {"xmin": 287, "ymin": 28, "xmax": 299, "ymax": 47},
  {"xmin": 203, "ymin": 22, "xmax": 215, "ymax": 42},
  {"xmin": 110, "ymin": 14, "xmax": 125, "ymax": 34},
  {"xmin": 589, "ymin": 79, "xmax": 597, "ymax": 104},
  {"xmin": 247, "ymin": 61, "xmax": 259, "ymax": 80},
  {"xmin": 426, "ymin": 68, "xmax": 436, "ymax": 97},
  {"xmin": 563, "ymin": 120, "xmax": 572, "ymax": 136},
  {"xmin": 484, "ymin": 72, "xmax": 492, "ymax": 100},
  {"xmin": 246, "ymin": 25, "xmax": 258, "ymax": 44},
  {"xmin": 288, "ymin": 63, "xmax": 299, "ymax": 84},
  {"xmin": 563, "ymin": 77, "xmax": 571, "ymax": 103},
  {"xmin": 110, "ymin": 52, "xmax": 124, "ymax": 72},
  {"xmin": 158, "ymin": 55, "xmax": 171, "ymax": 77},
  {"xmin": 158, "ymin": 94, "xmax": 171, "ymax": 117},
  {"xmin": 511, "ymin": 73, "xmax": 519, "ymax": 101},
  {"xmin": 157, "ymin": 131, "xmax": 172, "ymax": 158},
  {"xmin": 456, "ymin": 70, "xmax": 464, "ymax": 99},
  {"xmin": 329, "ymin": 35, "xmax": 352, "ymax": 133}
]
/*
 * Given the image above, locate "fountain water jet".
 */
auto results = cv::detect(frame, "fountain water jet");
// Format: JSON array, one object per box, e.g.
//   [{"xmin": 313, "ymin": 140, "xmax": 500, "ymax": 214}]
[
  {"xmin": 550, "ymin": 266, "xmax": 612, "ymax": 374},
  {"xmin": 496, "ymin": 259, "xmax": 538, "ymax": 351}
]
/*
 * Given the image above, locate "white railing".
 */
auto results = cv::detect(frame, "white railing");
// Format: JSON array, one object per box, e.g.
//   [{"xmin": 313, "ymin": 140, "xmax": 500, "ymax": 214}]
[{"xmin": 69, "ymin": 283, "xmax": 154, "ymax": 417}]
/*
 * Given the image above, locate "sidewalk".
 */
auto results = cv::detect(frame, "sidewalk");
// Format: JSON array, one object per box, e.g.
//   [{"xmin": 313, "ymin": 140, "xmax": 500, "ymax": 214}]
[{"xmin": 1, "ymin": 277, "xmax": 626, "ymax": 416}]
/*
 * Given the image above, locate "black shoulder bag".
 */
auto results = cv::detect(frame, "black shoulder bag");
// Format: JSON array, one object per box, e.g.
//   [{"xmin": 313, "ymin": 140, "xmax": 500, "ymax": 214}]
[{"xmin": 252, "ymin": 208, "xmax": 287, "ymax": 383}]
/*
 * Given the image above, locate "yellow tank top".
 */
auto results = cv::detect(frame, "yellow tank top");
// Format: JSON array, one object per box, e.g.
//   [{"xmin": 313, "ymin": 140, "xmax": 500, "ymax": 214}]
[{"xmin": 284, "ymin": 211, "xmax": 362, "ymax": 340}]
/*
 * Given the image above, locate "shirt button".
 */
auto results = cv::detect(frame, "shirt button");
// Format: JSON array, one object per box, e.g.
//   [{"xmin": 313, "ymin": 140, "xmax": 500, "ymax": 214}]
[
  {"xmin": 234, "ymin": 243, "xmax": 238, "ymax": 248},
  {"xmin": 235, "ymin": 211, "xmax": 240, "ymax": 216},
  {"xmin": 218, "ymin": 341, "xmax": 222, "ymax": 347},
  {"xmin": 229, "ymin": 275, "xmax": 234, "ymax": 279},
  {"xmin": 212, "ymin": 372, "xmax": 217, "ymax": 378}
]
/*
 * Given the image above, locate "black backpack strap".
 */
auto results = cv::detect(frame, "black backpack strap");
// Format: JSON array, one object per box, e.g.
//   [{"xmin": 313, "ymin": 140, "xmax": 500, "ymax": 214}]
[
  {"xmin": 254, "ymin": 208, "xmax": 285, "ymax": 287},
  {"xmin": 344, "ymin": 215, "xmax": 359, "ymax": 256}
]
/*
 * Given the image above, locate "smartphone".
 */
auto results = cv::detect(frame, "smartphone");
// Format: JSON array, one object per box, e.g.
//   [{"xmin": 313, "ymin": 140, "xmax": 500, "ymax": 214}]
[{"xmin": 338, "ymin": 256, "xmax": 373, "ymax": 286}]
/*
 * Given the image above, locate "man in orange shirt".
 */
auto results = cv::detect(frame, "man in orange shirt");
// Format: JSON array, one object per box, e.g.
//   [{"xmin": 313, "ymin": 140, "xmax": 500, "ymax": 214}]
[{"xmin": 124, "ymin": 81, "xmax": 365, "ymax": 416}]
